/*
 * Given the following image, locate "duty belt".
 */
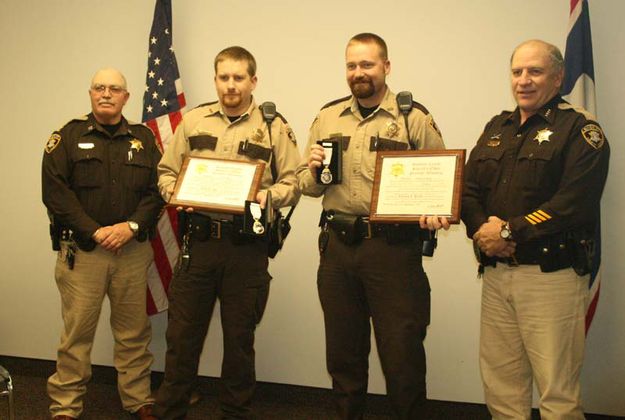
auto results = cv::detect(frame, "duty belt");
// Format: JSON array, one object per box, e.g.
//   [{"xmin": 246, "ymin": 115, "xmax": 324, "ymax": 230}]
[{"xmin": 187, "ymin": 213, "xmax": 239, "ymax": 241}]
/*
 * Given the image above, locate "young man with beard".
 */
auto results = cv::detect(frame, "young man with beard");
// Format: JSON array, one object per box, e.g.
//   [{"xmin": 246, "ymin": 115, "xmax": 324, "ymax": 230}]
[
  {"xmin": 151, "ymin": 46, "xmax": 300, "ymax": 419},
  {"xmin": 462, "ymin": 40, "xmax": 610, "ymax": 419},
  {"xmin": 42, "ymin": 68, "xmax": 163, "ymax": 420},
  {"xmin": 297, "ymin": 33, "xmax": 449, "ymax": 419}
]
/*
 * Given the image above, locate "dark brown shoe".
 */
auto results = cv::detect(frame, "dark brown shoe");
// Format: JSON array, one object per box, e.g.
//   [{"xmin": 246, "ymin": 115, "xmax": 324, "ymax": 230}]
[
  {"xmin": 52, "ymin": 416, "xmax": 77, "ymax": 420},
  {"xmin": 131, "ymin": 404, "xmax": 155, "ymax": 420}
]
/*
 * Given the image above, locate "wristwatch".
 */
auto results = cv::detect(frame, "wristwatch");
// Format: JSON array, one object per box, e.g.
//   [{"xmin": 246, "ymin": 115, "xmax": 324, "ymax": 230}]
[
  {"xmin": 500, "ymin": 221, "xmax": 513, "ymax": 241},
  {"xmin": 128, "ymin": 221, "xmax": 140, "ymax": 237}
]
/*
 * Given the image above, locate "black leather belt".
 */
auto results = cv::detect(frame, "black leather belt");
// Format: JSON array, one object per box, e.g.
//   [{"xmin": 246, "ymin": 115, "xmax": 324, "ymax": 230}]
[{"xmin": 188, "ymin": 213, "xmax": 238, "ymax": 241}]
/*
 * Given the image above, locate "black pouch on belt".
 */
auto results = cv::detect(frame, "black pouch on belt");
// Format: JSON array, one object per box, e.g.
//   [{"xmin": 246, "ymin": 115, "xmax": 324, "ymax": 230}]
[{"xmin": 327, "ymin": 213, "xmax": 364, "ymax": 245}]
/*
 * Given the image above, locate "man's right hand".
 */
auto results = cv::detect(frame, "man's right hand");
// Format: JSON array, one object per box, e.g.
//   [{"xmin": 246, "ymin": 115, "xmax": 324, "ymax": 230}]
[{"xmin": 308, "ymin": 144, "xmax": 325, "ymax": 177}]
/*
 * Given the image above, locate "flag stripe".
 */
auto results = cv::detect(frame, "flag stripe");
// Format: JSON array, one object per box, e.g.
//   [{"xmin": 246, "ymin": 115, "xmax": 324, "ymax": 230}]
[
  {"xmin": 561, "ymin": 0, "xmax": 601, "ymax": 333},
  {"xmin": 143, "ymin": 0, "xmax": 185, "ymax": 315}
]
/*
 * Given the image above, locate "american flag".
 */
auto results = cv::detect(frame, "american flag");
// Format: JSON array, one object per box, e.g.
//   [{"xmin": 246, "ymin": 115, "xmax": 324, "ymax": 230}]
[
  {"xmin": 560, "ymin": 0, "xmax": 600, "ymax": 332},
  {"xmin": 142, "ymin": 0, "xmax": 186, "ymax": 315}
]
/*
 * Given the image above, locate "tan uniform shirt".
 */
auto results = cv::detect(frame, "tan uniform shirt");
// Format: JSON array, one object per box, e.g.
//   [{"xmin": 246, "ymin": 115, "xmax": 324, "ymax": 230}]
[
  {"xmin": 297, "ymin": 88, "xmax": 445, "ymax": 215},
  {"xmin": 158, "ymin": 98, "xmax": 300, "ymax": 209}
]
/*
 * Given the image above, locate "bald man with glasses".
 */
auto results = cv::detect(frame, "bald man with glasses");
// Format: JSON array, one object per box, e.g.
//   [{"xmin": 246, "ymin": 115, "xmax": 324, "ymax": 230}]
[{"xmin": 42, "ymin": 68, "xmax": 164, "ymax": 420}]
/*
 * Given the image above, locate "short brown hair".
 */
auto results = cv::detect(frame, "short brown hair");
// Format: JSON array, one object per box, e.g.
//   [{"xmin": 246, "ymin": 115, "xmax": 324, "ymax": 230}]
[
  {"xmin": 214, "ymin": 46, "xmax": 257, "ymax": 77},
  {"xmin": 348, "ymin": 33, "xmax": 388, "ymax": 60}
]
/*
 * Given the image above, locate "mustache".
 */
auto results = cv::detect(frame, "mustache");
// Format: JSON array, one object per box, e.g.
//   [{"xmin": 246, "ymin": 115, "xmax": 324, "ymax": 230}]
[
  {"xmin": 352, "ymin": 76, "xmax": 371, "ymax": 83},
  {"xmin": 98, "ymin": 101, "xmax": 114, "ymax": 105}
]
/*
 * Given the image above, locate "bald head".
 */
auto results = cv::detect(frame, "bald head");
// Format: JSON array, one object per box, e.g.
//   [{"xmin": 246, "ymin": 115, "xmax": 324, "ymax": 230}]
[
  {"xmin": 91, "ymin": 68, "xmax": 128, "ymax": 90},
  {"xmin": 511, "ymin": 40, "xmax": 564, "ymax": 75},
  {"xmin": 89, "ymin": 68, "xmax": 130, "ymax": 125}
]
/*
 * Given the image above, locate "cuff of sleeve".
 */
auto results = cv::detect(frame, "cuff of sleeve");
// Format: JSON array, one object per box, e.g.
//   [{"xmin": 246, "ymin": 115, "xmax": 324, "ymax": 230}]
[{"xmin": 509, "ymin": 216, "xmax": 534, "ymax": 243}]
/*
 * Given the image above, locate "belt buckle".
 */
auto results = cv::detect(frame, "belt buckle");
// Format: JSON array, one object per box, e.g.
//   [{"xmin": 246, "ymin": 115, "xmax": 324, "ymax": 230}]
[
  {"xmin": 363, "ymin": 220, "xmax": 372, "ymax": 239},
  {"xmin": 210, "ymin": 220, "xmax": 222, "ymax": 239}
]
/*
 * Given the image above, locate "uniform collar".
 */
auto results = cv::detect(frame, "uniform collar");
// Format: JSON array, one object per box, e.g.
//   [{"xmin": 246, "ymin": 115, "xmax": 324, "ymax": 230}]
[
  {"xmin": 506, "ymin": 94, "xmax": 562, "ymax": 126},
  {"xmin": 203, "ymin": 97, "xmax": 257, "ymax": 121},
  {"xmin": 343, "ymin": 86, "xmax": 397, "ymax": 119},
  {"xmin": 82, "ymin": 113, "xmax": 131, "ymax": 137}
]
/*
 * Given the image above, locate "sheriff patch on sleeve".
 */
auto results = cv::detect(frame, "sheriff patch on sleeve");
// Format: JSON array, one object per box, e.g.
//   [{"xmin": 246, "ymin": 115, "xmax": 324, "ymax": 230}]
[
  {"xmin": 581, "ymin": 124, "xmax": 605, "ymax": 149},
  {"xmin": 45, "ymin": 133, "xmax": 62, "ymax": 154}
]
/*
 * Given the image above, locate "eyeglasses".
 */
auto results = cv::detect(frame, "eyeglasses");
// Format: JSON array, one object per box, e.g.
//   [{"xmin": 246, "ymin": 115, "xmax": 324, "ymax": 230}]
[{"xmin": 91, "ymin": 84, "xmax": 126, "ymax": 95}]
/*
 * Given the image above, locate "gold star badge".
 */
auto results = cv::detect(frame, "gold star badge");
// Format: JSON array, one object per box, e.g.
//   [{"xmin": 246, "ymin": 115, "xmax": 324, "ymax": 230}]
[
  {"xmin": 250, "ymin": 128, "xmax": 264, "ymax": 143},
  {"xmin": 534, "ymin": 129, "xmax": 553, "ymax": 145},
  {"xmin": 129, "ymin": 139, "xmax": 144, "ymax": 151},
  {"xmin": 386, "ymin": 121, "xmax": 399, "ymax": 138}
]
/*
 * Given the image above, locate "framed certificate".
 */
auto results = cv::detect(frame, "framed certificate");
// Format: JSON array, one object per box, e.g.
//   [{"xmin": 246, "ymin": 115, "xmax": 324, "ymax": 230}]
[
  {"xmin": 369, "ymin": 149, "xmax": 466, "ymax": 223},
  {"xmin": 169, "ymin": 156, "xmax": 265, "ymax": 214}
]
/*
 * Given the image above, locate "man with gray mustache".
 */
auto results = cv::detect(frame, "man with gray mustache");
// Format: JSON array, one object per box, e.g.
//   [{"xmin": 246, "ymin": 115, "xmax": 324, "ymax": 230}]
[{"xmin": 42, "ymin": 68, "xmax": 164, "ymax": 420}]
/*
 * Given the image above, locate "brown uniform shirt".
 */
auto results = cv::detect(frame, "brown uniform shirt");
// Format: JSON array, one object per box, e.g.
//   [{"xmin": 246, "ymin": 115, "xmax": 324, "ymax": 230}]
[
  {"xmin": 158, "ymin": 98, "xmax": 301, "ymax": 209},
  {"xmin": 297, "ymin": 88, "xmax": 445, "ymax": 214},
  {"xmin": 42, "ymin": 113, "xmax": 164, "ymax": 241},
  {"xmin": 462, "ymin": 95, "xmax": 610, "ymax": 243}
]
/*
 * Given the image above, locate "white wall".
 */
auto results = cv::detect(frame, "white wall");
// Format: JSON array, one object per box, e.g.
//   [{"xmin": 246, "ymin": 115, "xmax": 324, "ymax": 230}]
[{"xmin": 0, "ymin": 0, "xmax": 623, "ymax": 416}]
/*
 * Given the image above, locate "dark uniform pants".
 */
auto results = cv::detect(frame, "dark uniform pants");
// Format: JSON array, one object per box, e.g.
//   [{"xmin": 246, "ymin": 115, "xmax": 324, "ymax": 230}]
[
  {"xmin": 153, "ymin": 236, "xmax": 271, "ymax": 420},
  {"xmin": 318, "ymin": 230, "xmax": 430, "ymax": 420}
]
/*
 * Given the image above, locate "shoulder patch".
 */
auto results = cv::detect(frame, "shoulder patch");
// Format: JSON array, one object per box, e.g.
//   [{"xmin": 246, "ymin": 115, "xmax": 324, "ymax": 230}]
[
  {"xmin": 581, "ymin": 124, "xmax": 605, "ymax": 149},
  {"xmin": 429, "ymin": 117, "xmax": 442, "ymax": 136},
  {"xmin": 45, "ymin": 132, "xmax": 62, "ymax": 154},
  {"xmin": 195, "ymin": 100, "xmax": 218, "ymax": 109},
  {"xmin": 321, "ymin": 95, "xmax": 351, "ymax": 110}
]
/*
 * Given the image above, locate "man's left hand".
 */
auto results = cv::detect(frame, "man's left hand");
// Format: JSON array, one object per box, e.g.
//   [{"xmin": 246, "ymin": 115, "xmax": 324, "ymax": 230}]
[
  {"xmin": 95, "ymin": 222, "xmax": 134, "ymax": 253},
  {"xmin": 474, "ymin": 216, "xmax": 515, "ymax": 257}
]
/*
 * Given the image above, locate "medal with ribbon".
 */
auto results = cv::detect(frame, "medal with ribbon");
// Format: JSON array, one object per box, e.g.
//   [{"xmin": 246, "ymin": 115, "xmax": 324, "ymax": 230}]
[{"xmin": 250, "ymin": 202, "xmax": 265, "ymax": 235}]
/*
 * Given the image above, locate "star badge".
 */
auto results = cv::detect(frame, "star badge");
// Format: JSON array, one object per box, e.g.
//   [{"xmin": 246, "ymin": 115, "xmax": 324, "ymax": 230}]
[
  {"xmin": 129, "ymin": 139, "xmax": 144, "ymax": 152},
  {"xmin": 386, "ymin": 121, "xmax": 399, "ymax": 138},
  {"xmin": 534, "ymin": 128, "xmax": 553, "ymax": 145}
]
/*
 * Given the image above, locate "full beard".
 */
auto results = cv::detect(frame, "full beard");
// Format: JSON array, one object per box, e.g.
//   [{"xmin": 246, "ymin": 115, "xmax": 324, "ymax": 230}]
[{"xmin": 349, "ymin": 79, "xmax": 375, "ymax": 99}]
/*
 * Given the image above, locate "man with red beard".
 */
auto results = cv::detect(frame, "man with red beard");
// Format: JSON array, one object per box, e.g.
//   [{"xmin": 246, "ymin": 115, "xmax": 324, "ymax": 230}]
[
  {"xmin": 152, "ymin": 46, "xmax": 300, "ymax": 419},
  {"xmin": 297, "ymin": 33, "xmax": 448, "ymax": 419},
  {"xmin": 42, "ymin": 68, "xmax": 163, "ymax": 419}
]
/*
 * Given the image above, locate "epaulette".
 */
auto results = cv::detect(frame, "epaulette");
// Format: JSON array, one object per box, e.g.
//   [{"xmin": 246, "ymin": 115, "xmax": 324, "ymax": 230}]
[
  {"xmin": 127, "ymin": 121, "xmax": 153, "ymax": 134},
  {"xmin": 59, "ymin": 114, "xmax": 89, "ymax": 131},
  {"xmin": 276, "ymin": 112, "xmax": 288, "ymax": 124},
  {"xmin": 195, "ymin": 100, "xmax": 218, "ymax": 109},
  {"xmin": 411, "ymin": 100, "xmax": 430, "ymax": 115},
  {"xmin": 321, "ymin": 95, "xmax": 351, "ymax": 110},
  {"xmin": 557, "ymin": 103, "xmax": 597, "ymax": 122}
]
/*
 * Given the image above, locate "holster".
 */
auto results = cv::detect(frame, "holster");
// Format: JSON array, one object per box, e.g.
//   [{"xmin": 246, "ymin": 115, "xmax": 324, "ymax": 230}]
[
  {"xmin": 268, "ymin": 210, "xmax": 292, "ymax": 258},
  {"xmin": 326, "ymin": 213, "xmax": 364, "ymax": 245}
]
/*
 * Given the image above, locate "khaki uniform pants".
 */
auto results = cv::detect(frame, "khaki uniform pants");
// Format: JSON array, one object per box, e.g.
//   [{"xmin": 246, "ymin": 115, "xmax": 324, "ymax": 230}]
[
  {"xmin": 480, "ymin": 264, "xmax": 588, "ymax": 420},
  {"xmin": 318, "ymin": 230, "xmax": 430, "ymax": 420},
  {"xmin": 47, "ymin": 240, "xmax": 154, "ymax": 418}
]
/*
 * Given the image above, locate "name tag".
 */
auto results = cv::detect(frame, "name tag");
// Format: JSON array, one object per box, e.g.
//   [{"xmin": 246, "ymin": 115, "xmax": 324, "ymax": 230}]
[{"xmin": 78, "ymin": 143, "xmax": 95, "ymax": 149}]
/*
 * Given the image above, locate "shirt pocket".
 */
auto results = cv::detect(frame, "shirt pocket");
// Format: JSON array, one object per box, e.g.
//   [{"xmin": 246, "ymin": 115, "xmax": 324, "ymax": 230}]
[
  {"xmin": 516, "ymin": 146, "xmax": 555, "ymax": 190},
  {"xmin": 475, "ymin": 147, "xmax": 505, "ymax": 191},
  {"xmin": 124, "ymin": 154, "xmax": 153, "ymax": 191},
  {"xmin": 72, "ymin": 148, "xmax": 104, "ymax": 188}
]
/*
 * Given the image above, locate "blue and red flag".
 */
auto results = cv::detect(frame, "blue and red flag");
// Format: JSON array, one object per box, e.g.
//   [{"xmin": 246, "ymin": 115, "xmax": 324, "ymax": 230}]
[
  {"xmin": 142, "ymin": 0, "xmax": 186, "ymax": 314},
  {"xmin": 560, "ymin": 0, "xmax": 600, "ymax": 333}
]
